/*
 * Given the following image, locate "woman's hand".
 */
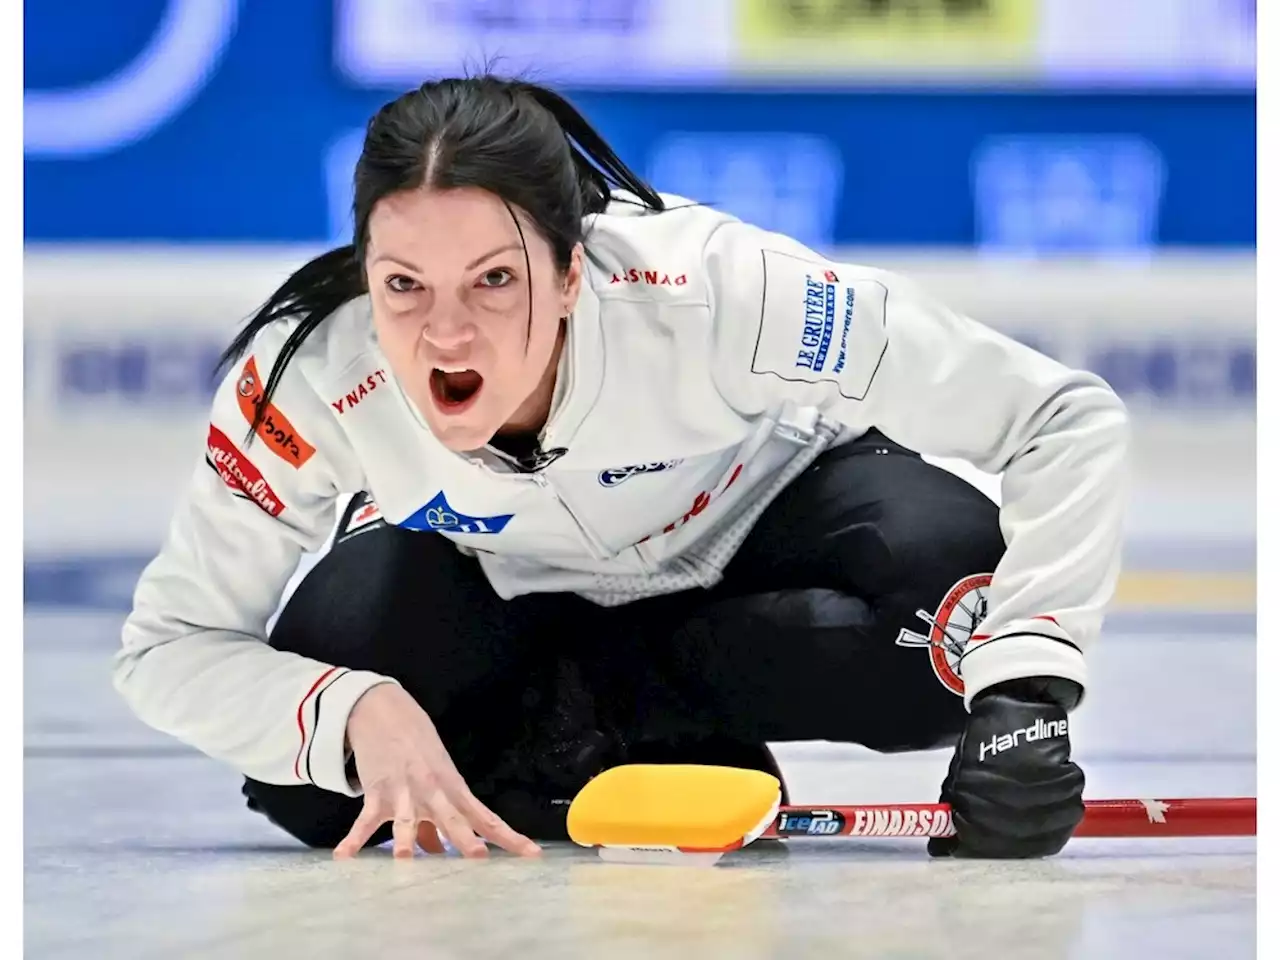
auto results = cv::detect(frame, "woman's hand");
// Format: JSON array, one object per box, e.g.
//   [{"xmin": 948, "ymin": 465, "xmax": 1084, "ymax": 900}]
[{"xmin": 334, "ymin": 683, "xmax": 542, "ymax": 860}]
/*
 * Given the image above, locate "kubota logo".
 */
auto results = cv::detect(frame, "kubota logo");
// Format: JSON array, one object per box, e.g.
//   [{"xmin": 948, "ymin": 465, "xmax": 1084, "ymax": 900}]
[{"xmin": 236, "ymin": 356, "xmax": 316, "ymax": 469}]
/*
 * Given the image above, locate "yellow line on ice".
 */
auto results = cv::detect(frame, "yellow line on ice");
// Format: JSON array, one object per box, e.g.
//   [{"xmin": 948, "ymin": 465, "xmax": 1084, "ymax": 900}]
[{"xmin": 1113, "ymin": 571, "xmax": 1255, "ymax": 612}]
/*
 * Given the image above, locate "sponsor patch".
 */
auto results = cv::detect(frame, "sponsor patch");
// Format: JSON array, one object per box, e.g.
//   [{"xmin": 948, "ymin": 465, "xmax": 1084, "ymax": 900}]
[
  {"xmin": 598, "ymin": 460, "xmax": 683, "ymax": 487},
  {"xmin": 608, "ymin": 268, "xmax": 688, "ymax": 287},
  {"xmin": 236, "ymin": 356, "xmax": 317, "ymax": 468},
  {"xmin": 399, "ymin": 491, "xmax": 513, "ymax": 535},
  {"xmin": 750, "ymin": 250, "xmax": 887, "ymax": 400},
  {"xmin": 206, "ymin": 425, "xmax": 285, "ymax": 517},
  {"xmin": 331, "ymin": 368, "xmax": 387, "ymax": 414},
  {"xmin": 636, "ymin": 463, "xmax": 743, "ymax": 543}
]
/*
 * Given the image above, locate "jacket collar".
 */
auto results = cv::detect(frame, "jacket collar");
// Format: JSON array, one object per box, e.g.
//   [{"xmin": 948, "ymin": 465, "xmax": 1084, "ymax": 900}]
[{"xmin": 539, "ymin": 277, "xmax": 604, "ymax": 453}]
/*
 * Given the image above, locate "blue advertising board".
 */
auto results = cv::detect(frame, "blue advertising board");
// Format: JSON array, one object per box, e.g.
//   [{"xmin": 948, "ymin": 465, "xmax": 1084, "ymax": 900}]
[{"xmin": 25, "ymin": 0, "xmax": 1255, "ymax": 248}]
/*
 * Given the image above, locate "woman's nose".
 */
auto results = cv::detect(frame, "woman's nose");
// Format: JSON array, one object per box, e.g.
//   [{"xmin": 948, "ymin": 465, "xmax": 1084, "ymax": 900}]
[{"xmin": 420, "ymin": 307, "xmax": 475, "ymax": 351}]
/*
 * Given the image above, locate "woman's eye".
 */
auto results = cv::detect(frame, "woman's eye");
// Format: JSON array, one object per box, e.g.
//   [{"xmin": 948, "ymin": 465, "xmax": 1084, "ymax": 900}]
[
  {"xmin": 385, "ymin": 275, "xmax": 419, "ymax": 294},
  {"xmin": 478, "ymin": 269, "xmax": 513, "ymax": 288}
]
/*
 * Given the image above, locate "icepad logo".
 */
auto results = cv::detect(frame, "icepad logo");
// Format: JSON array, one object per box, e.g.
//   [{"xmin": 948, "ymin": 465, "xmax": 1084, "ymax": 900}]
[
  {"xmin": 400, "ymin": 492, "xmax": 514, "ymax": 535},
  {"xmin": 776, "ymin": 809, "xmax": 846, "ymax": 836},
  {"xmin": 24, "ymin": 0, "xmax": 241, "ymax": 157}
]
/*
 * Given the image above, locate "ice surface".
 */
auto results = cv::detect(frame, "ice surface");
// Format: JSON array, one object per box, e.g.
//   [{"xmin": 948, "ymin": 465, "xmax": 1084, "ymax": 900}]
[{"xmin": 24, "ymin": 603, "xmax": 1255, "ymax": 960}]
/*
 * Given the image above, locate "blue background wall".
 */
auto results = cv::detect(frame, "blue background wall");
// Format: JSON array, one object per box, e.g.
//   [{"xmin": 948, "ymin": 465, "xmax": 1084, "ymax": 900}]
[{"xmin": 24, "ymin": 0, "xmax": 1255, "ymax": 249}]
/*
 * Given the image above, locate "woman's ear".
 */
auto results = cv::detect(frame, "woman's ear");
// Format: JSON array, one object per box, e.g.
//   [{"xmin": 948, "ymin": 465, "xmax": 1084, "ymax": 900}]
[{"xmin": 560, "ymin": 242, "xmax": 585, "ymax": 313}]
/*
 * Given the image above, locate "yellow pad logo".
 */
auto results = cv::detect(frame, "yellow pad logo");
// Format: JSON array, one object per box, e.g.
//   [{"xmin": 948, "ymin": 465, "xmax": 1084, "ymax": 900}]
[{"xmin": 735, "ymin": 0, "xmax": 1037, "ymax": 73}]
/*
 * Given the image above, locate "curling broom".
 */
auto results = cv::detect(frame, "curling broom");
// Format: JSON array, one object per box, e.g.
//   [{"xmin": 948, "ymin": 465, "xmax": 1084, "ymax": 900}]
[{"xmin": 566, "ymin": 765, "xmax": 1256, "ymax": 865}]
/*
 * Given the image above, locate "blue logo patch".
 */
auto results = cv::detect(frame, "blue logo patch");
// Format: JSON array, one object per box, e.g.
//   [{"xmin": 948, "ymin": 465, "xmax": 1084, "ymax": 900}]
[
  {"xmin": 400, "ymin": 492, "xmax": 513, "ymax": 535},
  {"xmin": 776, "ymin": 809, "xmax": 846, "ymax": 836},
  {"xmin": 598, "ymin": 460, "xmax": 683, "ymax": 487}
]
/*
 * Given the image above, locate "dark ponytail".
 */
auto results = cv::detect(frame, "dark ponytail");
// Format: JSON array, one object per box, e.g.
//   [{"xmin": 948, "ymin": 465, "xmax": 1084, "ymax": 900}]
[
  {"xmin": 215, "ymin": 245, "xmax": 364, "ymax": 435},
  {"xmin": 517, "ymin": 83, "xmax": 664, "ymax": 216},
  {"xmin": 217, "ymin": 76, "xmax": 663, "ymax": 437}
]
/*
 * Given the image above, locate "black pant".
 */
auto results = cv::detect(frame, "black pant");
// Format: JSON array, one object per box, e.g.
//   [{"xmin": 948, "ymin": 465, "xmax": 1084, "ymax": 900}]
[{"xmin": 242, "ymin": 430, "xmax": 1006, "ymax": 847}]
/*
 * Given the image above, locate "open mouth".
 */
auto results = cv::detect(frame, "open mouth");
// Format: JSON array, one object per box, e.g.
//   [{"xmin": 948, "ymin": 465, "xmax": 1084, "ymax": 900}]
[{"xmin": 429, "ymin": 368, "xmax": 484, "ymax": 412}]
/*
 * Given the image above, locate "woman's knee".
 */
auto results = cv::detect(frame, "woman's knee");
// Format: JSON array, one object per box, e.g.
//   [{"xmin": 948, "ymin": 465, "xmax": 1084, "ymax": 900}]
[{"xmin": 878, "ymin": 467, "xmax": 1005, "ymax": 590}]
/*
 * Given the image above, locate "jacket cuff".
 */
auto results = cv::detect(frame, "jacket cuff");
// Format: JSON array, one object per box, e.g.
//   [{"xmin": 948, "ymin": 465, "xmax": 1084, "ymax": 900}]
[
  {"xmin": 307, "ymin": 671, "xmax": 399, "ymax": 796},
  {"xmin": 958, "ymin": 619, "xmax": 1087, "ymax": 711}
]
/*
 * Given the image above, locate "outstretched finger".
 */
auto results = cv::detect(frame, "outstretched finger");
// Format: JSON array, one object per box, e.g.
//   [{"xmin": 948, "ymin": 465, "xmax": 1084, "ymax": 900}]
[
  {"xmin": 466, "ymin": 795, "xmax": 541, "ymax": 857},
  {"xmin": 428, "ymin": 793, "xmax": 488, "ymax": 859},
  {"xmin": 388, "ymin": 788, "xmax": 421, "ymax": 858},
  {"xmin": 334, "ymin": 802, "xmax": 388, "ymax": 860},
  {"xmin": 391, "ymin": 815, "xmax": 417, "ymax": 859}
]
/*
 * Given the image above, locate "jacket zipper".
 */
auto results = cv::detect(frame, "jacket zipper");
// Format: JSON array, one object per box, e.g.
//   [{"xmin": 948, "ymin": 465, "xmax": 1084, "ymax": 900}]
[{"xmin": 529, "ymin": 473, "xmax": 617, "ymax": 561}]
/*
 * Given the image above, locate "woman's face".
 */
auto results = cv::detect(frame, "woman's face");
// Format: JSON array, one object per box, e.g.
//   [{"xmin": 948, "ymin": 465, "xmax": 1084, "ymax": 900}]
[{"xmin": 365, "ymin": 186, "xmax": 583, "ymax": 452}]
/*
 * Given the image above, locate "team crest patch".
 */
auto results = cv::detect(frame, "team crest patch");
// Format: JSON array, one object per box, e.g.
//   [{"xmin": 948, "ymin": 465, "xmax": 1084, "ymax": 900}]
[
  {"xmin": 895, "ymin": 573, "xmax": 992, "ymax": 696},
  {"xmin": 750, "ymin": 250, "xmax": 888, "ymax": 400},
  {"xmin": 399, "ymin": 491, "xmax": 513, "ymax": 535}
]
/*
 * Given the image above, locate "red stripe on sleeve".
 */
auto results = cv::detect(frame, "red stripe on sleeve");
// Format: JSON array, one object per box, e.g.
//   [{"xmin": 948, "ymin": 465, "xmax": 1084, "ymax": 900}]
[{"xmin": 294, "ymin": 667, "xmax": 340, "ymax": 781}]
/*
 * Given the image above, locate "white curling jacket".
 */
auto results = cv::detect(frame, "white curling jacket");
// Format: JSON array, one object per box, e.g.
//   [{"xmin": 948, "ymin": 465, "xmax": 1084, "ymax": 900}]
[{"xmin": 115, "ymin": 196, "xmax": 1129, "ymax": 796}]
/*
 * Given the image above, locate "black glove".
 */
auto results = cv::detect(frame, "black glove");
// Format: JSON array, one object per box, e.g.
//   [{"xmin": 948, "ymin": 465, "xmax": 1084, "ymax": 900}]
[{"xmin": 928, "ymin": 676, "xmax": 1085, "ymax": 859}]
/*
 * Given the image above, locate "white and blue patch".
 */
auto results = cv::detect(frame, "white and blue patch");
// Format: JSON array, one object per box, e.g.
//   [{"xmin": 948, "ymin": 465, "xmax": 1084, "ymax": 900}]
[
  {"xmin": 751, "ymin": 250, "xmax": 888, "ymax": 401},
  {"xmin": 400, "ymin": 492, "xmax": 513, "ymax": 535},
  {"xmin": 598, "ymin": 460, "xmax": 683, "ymax": 487}
]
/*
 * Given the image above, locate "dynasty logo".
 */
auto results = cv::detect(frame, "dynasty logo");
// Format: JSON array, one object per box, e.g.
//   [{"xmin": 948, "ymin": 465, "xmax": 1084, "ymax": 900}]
[{"xmin": 331, "ymin": 368, "xmax": 387, "ymax": 415}]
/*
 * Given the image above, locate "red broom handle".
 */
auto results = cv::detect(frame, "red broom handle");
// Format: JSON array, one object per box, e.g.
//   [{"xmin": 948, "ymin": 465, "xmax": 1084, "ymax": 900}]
[{"xmin": 760, "ymin": 797, "xmax": 1256, "ymax": 840}]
